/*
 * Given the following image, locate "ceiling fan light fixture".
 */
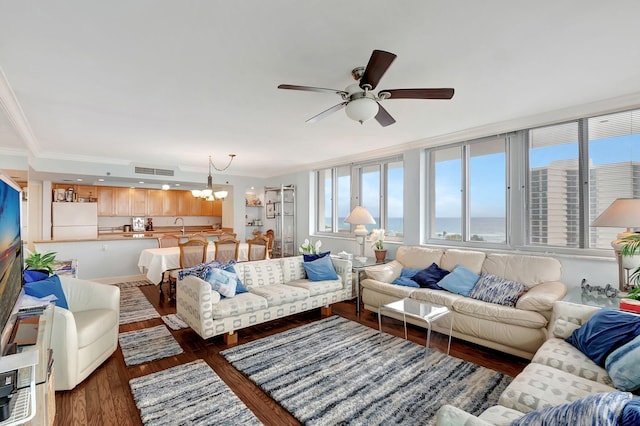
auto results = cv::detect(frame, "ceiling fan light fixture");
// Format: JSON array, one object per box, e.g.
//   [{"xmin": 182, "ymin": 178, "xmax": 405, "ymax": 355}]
[
  {"xmin": 345, "ymin": 97, "xmax": 379, "ymax": 124},
  {"xmin": 214, "ymin": 190, "xmax": 228, "ymax": 200}
]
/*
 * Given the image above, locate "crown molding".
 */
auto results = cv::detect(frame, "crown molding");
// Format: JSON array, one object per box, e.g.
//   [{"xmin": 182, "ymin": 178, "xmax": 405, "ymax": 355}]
[{"xmin": 0, "ymin": 66, "xmax": 41, "ymax": 156}]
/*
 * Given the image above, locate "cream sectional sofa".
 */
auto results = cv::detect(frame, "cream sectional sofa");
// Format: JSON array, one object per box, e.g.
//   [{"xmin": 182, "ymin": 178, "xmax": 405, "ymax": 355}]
[
  {"xmin": 175, "ymin": 255, "xmax": 352, "ymax": 342},
  {"xmin": 435, "ymin": 300, "xmax": 636, "ymax": 425},
  {"xmin": 360, "ymin": 246, "xmax": 567, "ymax": 359}
]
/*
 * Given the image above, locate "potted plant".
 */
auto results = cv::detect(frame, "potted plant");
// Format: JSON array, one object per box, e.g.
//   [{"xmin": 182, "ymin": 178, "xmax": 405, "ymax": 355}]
[
  {"xmin": 370, "ymin": 229, "xmax": 386, "ymax": 263},
  {"xmin": 24, "ymin": 250, "xmax": 57, "ymax": 282},
  {"xmin": 620, "ymin": 234, "xmax": 640, "ymax": 297}
]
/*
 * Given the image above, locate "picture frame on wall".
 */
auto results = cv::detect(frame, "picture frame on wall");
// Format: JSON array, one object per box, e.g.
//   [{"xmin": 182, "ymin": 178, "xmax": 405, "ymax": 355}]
[{"xmin": 266, "ymin": 202, "xmax": 275, "ymax": 219}]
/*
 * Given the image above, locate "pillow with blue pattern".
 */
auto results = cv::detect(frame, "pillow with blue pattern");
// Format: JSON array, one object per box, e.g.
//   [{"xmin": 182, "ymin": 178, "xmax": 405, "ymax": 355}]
[
  {"xmin": 391, "ymin": 268, "xmax": 421, "ymax": 288},
  {"xmin": 468, "ymin": 272, "xmax": 527, "ymax": 307},
  {"xmin": 178, "ymin": 260, "xmax": 247, "ymax": 295},
  {"xmin": 510, "ymin": 391, "xmax": 632, "ymax": 426},
  {"xmin": 203, "ymin": 267, "xmax": 238, "ymax": 298}
]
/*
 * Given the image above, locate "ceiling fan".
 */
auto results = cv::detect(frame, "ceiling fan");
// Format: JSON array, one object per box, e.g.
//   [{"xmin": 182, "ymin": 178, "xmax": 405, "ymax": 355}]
[{"xmin": 278, "ymin": 49, "xmax": 454, "ymax": 127}]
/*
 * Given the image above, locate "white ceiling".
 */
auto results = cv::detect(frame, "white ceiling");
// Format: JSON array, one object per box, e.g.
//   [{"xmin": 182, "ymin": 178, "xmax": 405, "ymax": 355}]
[{"xmin": 1, "ymin": 1, "xmax": 640, "ymax": 183}]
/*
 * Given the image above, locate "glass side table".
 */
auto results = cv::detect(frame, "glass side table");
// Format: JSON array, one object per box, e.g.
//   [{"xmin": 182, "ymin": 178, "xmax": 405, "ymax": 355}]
[{"xmin": 352, "ymin": 257, "xmax": 387, "ymax": 314}]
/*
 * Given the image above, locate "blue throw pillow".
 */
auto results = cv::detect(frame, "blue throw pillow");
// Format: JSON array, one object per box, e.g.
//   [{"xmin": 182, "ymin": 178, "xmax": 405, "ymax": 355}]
[
  {"xmin": 435, "ymin": 265, "xmax": 479, "ymax": 296},
  {"xmin": 566, "ymin": 309, "xmax": 640, "ymax": 366},
  {"xmin": 23, "ymin": 269, "xmax": 50, "ymax": 283},
  {"xmin": 411, "ymin": 263, "xmax": 449, "ymax": 290},
  {"xmin": 621, "ymin": 398, "xmax": 640, "ymax": 425},
  {"xmin": 605, "ymin": 334, "xmax": 640, "ymax": 392},
  {"xmin": 24, "ymin": 274, "xmax": 69, "ymax": 309},
  {"xmin": 510, "ymin": 391, "xmax": 632, "ymax": 426},
  {"xmin": 203, "ymin": 267, "xmax": 238, "ymax": 298},
  {"xmin": 468, "ymin": 272, "xmax": 527, "ymax": 307},
  {"xmin": 391, "ymin": 268, "xmax": 421, "ymax": 288},
  {"xmin": 303, "ymin": 251, "xmax": 330, "ymax": 262},
  {"xmin": 302, "ymin": 255, "xmax": 338, "ymax": 281}
]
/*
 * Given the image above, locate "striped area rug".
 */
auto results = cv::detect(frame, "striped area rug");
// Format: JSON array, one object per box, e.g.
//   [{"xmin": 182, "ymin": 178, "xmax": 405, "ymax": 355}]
[
  {"xmin": 129, "ymin": 359, "xmax": 261, "ymax": 426},
  {"xmin": 221, "ymin": 316, "xmax": 511, "ymax": 425},
  {"xmin": 119, "ymin": 286, "xmax": 160, "ymax": 325},
  {"xmin": 116, "ymin": 279, "xmax": 154, "ymax": 288},
  {"xmin": 161, "ymin": 314, "xmax": 189, "ymax": 330},
  {"xmin": 119, "ymin": 325, "xmax": 184, "ymax": 366}
]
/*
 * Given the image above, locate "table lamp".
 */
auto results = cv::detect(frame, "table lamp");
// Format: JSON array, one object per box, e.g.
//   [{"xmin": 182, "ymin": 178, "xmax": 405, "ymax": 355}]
[
  {"xmin": 591, "ymin": 198, "xmax": 640, "ymax": 290},
  {"xmin": 344, "ymin": 206, "xmax": 375, "ymax": 261}
]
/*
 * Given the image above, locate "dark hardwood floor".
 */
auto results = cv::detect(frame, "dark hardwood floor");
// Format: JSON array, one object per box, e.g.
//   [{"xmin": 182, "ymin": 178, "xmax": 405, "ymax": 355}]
[{"xmin": 54, "ymin": 285, "xmax": 529, "ymax": 425}]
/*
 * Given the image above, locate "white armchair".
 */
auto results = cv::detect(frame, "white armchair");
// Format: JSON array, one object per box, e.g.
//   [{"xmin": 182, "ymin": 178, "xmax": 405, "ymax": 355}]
[{"xmin": 52, "ymin": 276, "xmax": 119, "ymax": 391}]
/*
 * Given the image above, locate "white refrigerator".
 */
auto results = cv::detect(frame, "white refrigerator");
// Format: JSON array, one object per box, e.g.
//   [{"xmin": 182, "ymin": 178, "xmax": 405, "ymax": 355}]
[{"xmin": 52, "ymin": 203, "xmax": 98, "ymax": 240}]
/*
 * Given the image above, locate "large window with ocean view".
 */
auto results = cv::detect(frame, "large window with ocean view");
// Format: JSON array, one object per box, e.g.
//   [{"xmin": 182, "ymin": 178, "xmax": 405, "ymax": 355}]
[
  {"xmin": 315, "ymin": 157, "xmax": 404, "ymax": 240},
  {"xmin": 428, "ymin": 137, "xmax": 507, "ymax": 244}
]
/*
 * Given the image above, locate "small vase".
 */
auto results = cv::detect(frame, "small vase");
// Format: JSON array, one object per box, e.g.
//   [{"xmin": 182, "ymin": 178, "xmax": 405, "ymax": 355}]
[{"xmin": 374, "ymin": 250, "xmax": 387, "ymax": 263}]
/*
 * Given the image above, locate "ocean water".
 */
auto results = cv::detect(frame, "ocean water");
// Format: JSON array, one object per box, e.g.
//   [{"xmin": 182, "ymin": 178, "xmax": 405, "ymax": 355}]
[{"xmin": 330, "ymin": 217, "xmax": 505, "ymax": 242}]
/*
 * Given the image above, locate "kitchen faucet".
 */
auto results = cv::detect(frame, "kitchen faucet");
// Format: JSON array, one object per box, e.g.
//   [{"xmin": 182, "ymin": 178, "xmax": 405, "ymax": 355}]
[{"xmin": 174, "ymin": 217, "xmax": 185, "ymax": 235}]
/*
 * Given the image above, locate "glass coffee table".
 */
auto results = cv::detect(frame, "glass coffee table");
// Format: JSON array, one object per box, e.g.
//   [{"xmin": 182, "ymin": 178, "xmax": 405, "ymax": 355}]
[{"xmin": 378, "ymin": 298, "xmax": 453, "ymax": 356}]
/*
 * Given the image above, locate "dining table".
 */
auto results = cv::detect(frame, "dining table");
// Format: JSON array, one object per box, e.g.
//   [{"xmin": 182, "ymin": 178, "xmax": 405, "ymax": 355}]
[{"xmin": 137, "ymin": 243, "xmax": 260, "ymax": 284}]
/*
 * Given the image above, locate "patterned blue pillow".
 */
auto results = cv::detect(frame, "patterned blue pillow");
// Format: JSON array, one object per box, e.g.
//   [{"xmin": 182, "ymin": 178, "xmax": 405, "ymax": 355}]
[
  {"xmin": 621, "ymin": 398, "xmax": 640, "ymax": 425},
  {"xmin": 510, "ymin": 391, "xmax": 632, "ymax": 426},
  {"xmin": 203, "ymin": 267, "xmax": 238, "ymax": 298},
  {"xmin": 178, "ymin": 260, "xmax": 247, "ymax": 294},
  {"xmin": 468, "ymin": 272, "xmax": 527, "ymax": 307},
  {"xmin": 436, "ymin": 265, "xmax": 479, "ymax": 296},
  {"xmin": 605, "ymin": 334, "xmax": 640, "ymax": 392}
]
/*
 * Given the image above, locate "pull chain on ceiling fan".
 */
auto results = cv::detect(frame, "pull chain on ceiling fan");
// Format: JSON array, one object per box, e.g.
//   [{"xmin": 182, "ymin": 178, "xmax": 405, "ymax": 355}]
[{"xmin": 278, "ymin": 49, "xmax": 454, "ymax": 127}]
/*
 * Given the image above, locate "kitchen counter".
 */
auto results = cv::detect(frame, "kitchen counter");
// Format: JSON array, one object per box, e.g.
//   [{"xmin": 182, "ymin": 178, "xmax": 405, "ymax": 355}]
[{"xmin": 34, "ymin": 227, "xmax": 235, "ymax": 243}]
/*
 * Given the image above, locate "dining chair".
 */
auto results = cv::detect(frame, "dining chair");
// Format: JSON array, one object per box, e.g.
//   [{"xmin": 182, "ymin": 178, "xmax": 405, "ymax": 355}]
[
  {"xmin": 247, "ymin": 235, "xmax": 270, "ymax": 261},
  {"xmin": 169, "ymin": 239, "xmax": 208, "ymax": 300},
  {"xmin": 265, "ymin": 229, "xmax": 275, "ymax": 258},
  {"xmin": 157, "ymin": 234, "xmax": 181, "ymax": 296},
  {"xmin": 189, "ymin": 232, "xmax": 209, "ymax": 242},
  {"xmin": 214, "ymin": 237, "xmax": 240, "ymax": 262}
]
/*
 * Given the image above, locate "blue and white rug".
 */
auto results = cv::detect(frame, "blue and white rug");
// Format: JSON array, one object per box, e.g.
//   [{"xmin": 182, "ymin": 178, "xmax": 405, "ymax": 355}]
[
  {"xmin": 119, "ymin": 286, "xmax": 160, "ymax": 325},
  {"xmin": 129, "ymin": 359, "xmax": 262, "ymax": 426},
  {"xmin": 160, "ymin": 313, "xmax": 189, "ymax": 330},
  {"xmin": 221, "ymin": 316, "xmax": 511, "ymax": 425},
  {"xmin": 119, "ymin": 325, "xmax": 183, "ymax": 366}
]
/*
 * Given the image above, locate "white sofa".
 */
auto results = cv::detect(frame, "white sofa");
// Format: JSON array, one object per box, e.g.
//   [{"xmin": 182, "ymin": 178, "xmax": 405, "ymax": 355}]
[
  {"xmin": 360, "ymin": 246, "xmax": 567, "ymax": 359},
  {"xmin": 52, "ymin": 276, "xmax": 120, "ymax": 391},
  {"xmin": 436, "ymin": 300, "xmax": 636, "ymax": 425},
  {"xmin": 175, "ymin": 256, "xmax": 352, "ymax": 342}
]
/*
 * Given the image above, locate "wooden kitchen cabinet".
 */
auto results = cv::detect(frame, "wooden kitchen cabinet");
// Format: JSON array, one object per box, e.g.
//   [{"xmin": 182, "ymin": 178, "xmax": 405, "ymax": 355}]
[
  {"xmin": 162, "ymin": 190, "xmax": 177, "ymax": 216},
  {"xmin": 97, "ymin": 187, "xmax": 115, "ymax": 216},
  {"xmin": 147, "ymin": 189, "xmax": 164, "ymax": 216},
  {"xmin": 212, "ymin": 199, "xmax": 222, "ymax": 217},
  {"xmin": 131, "ymin": 188, "xmax": 147, "ymax": 216},
  {"xmin": 114, "ymin": 187, "xmax": 131, "ymax": 216},
  {"xmin": 177, "ymin": 191, "xmax": 192, "ymax": 216}
]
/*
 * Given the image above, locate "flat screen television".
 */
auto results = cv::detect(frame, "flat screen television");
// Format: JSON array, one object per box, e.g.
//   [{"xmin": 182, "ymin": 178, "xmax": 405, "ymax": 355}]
[{"xmin": 0, "ymin": 172, "xmax": 23, "ymax": 354}]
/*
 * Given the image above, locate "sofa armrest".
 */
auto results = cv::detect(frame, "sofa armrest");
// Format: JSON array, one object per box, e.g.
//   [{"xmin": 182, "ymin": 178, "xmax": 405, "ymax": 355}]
[
  {"xmin": 547, "ymin": 300, "xmax": 601, "ymax": 338},
  {"xmin": 515, "ymin": 281, "xmax": 567, "ymax": 312},
  {"xmin": 176, "ymin": 275, "xmax": 221, "ymax": 337},
  {"xmin": 435, "ymin": 405, "xmax": 494, "ymax": 426},
  {"xmin": 51, "ymin": 306, "xmax": 79, "ymax": 390},
  {"xmin": 330, "ymin": 257, "xmax": 353, "ymax": 290},
  {"xmin": 364, "ymin": 260, "xmax": 403, "ymax": 283},
  {"xmin": 58, "ymin": 276, "xmax": 120, "ymax": 314}
]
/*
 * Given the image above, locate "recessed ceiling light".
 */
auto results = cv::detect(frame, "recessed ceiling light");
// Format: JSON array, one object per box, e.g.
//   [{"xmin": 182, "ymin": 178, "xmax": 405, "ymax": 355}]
[
  {"xmin": 98, "ymin": 178, "xmax": 105, "ymax": 182},
  {"xmin": 161, "ymin": 184, "xmax": 170, "ymax": 190},
  {"xmin": 139, "ymin": 181, "xmax": 144, "ymax": 184},
  {"xmin": 175, "ymin": 183, "xmax": 180, "ymax": 187},
  {"xmin": 76, "ymin": 178, "xmax": 83, "ymax": 182}
]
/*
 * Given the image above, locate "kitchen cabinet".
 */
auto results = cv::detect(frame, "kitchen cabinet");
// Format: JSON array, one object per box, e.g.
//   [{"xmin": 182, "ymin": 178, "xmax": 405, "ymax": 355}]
[
  {"xmin": 131, "ymin": 188, "xmax": 147, "ymax": 216},
  {"xmin": 97, "ymin": 187, "xmax": 115, "ymax": 216},
  {"xmin": 147, "ymin": 189, "xmax": 164, "ymax": 216},
  {"xmin": 114, "ymin": 187, "xmax": 131, "ymax": 216},
  {"xmin": 212, "ymin": 199, "xmax": 222, "ymax": 217},
  {"xmin": 177, "ymin": 191, "xmax": 192, "ymax": 216},
  {"xmin": 162, "ymin": 190, "xmax": 177, "ymax": 216}
]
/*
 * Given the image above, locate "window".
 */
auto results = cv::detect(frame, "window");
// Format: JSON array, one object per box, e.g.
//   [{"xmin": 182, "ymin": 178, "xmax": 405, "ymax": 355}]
[
  {"xmin": 428, "ymin": 137, "xmax": 507, "ymax": 244},
  {"xmin": 315, "ymin": 157, "xmax": 403, "ymax": 239}
]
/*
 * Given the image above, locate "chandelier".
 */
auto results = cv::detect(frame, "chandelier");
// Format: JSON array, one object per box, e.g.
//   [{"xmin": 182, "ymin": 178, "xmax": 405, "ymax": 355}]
[{"xmin": 191, "ymin": 154, "xmax": 235, "ymax": 200}]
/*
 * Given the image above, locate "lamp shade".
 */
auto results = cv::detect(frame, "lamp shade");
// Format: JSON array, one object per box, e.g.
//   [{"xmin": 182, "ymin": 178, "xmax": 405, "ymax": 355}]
[
  {"xmin": 345, "ymin": 206, "xmax": 376, "ymax": 236},
  {"xmin": 591, "ymin": 198, "xmax": 640, "ymax": 229}
]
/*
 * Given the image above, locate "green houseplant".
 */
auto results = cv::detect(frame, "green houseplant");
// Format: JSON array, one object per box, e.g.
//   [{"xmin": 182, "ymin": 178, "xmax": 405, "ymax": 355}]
[
  {"xmin": 25, "ymin": 250, "xmax": 57, "ymax": 274},
  {"xmin": 620, "ymin": 234, "xmax": 640, "ymax": 299}
]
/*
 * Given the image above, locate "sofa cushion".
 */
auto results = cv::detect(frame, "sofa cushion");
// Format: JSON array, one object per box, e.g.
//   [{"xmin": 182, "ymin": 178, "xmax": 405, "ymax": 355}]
[
  {"xmin": 249, "ymin": 284, "xmax": 310, "ymax": 307},
  {"xmin": 566, "ymin": 309, "xmax": 640, "ymax": 366},
  {"xmin": 499, "ymin": 363, "xmax": 617, "ymax": 413},
  {"xmin": 516, "ymin": 281, "xmax": 567, "ymax": 312},
  {"xmin": 477, "ymin": 405, "xmax": 524, "ymax": 425},
  {"xmin": 510, "ymin": 391, "xmax": 632, "ymax": 426},
  {"xmin": 302, "ymin": 255, "xmax": 339, "ymax": 281},
  {"xmin": 238, "ymin": 260, "xmax": 284, "ymax": 287},
  {"xmin": 74, "ymin": 309, "xmax": 117, "ymax": 348},
  {"xmin": 436, "ymin": 265, "xmax": 480, "ymax": 296},
  {"xmin": 452, "ymin": 297, "xmax": 548, "ymax": 328},
  {"xmin": 440, "ymin": 249, "xmax": 485, "ymax": 275},
  {"xmin": 411, "ymin": 288, "xmax": 464, "ymax": 309},
  {"xmin": 468, "ymin": 272, "xmax": 527, "ymax": 307},
  {"xmin": 411, "ymin": 263, "xmax": 449, "ymax": 289},
  {"xmin": 605, "ymin": 334, "xmax": 640, "ymax": 392},
  {"xmin": 482, "ymin": 253, "xmax": 561, "ymax": 287},
  {"xmin": 361, "ymin": 277, "xmax": 415, "ymax": 299},
  {"xmin": 395, "ymin": 246, "xmax": 444, "ymax": 269},
  {"xmin": 364, "ymin": 260, "xmax": 402, "ymax": 283},
  {"xmin": 532, "ymin": 338, "xmax": 613, "ymax": 386},
  {"xmin": 211, "ymin": 292, "xmax": 268, "ymax": 319},
  {"xmin": 286, "ymin": 278, "xmax": 343, "ymax": 297},
  {"xmin": 281, "ymin": 256, "xmax": 306, "ymax": 283}
]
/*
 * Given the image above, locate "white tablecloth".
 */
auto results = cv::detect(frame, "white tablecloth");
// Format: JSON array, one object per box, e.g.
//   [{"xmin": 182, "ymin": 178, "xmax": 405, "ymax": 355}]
[{"xmin": 137, "ymin": 243, "xmax": 257, "ymax": 284}]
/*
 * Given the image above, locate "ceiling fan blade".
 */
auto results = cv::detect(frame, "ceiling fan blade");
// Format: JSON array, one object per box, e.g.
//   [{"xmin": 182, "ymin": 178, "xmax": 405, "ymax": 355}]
[
  {"xmin": 375, "ymin": 103, "xmax": 396, "ymax": 127},
  {"xmin": 360, "ymin": 50, "xmax": 397, "ymax": 90},
  {"xmin": 381, "ymin": 88, "xmax": 455, "ymax": 99},
  {"xmin": 306, "ymin": 102, "xmax": 348, "ymax": 123},
  {"xmin": 278, "ymin": 84, "xmax": 347, "ymax": 96}
]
